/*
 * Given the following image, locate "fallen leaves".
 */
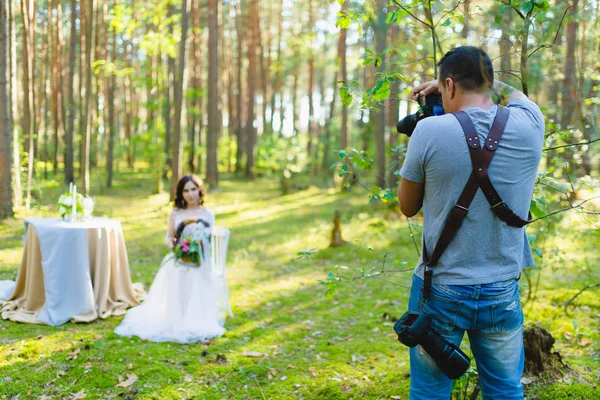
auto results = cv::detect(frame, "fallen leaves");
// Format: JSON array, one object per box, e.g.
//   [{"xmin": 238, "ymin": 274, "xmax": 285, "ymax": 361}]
[
  {"xmin": 115, "ymin": 374, "xmax": 138, "ymax": 388},
  {"xmin": 578, "ymin": 338, "xmax": 593, "ymax": 347},
  {"xmin": 66, "ymin": 348, "xmax": 81, "ymax": 361},
  {"xmin": 241, "ymin": 351, "xmax": 264, "ymax": 358},
  {"xmin": 70, "ymin": 390, "xmax": 86, "ymax": 399}
]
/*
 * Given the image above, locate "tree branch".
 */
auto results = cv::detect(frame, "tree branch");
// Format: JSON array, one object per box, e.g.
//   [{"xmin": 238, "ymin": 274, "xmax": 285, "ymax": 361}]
[
  {"xmin": 543, "ymin": 138, "xmax": 600, "ymax": 152},
  {"xmin": 564, "ymin": 283, "xmax": 600, "ymax": 310},
  {"xmin": 391, "ymin": 0, "xmax": 431, "ymax": 28},
  {"xmin": 531, "ymin": 196, "xmax": 600, "ymax": 222}
]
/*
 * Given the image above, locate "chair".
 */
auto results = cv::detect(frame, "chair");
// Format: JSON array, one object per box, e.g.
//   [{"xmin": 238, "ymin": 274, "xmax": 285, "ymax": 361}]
[{"xmin": 211, "ymin": 226, "xmax": 233, "ymax": 318}]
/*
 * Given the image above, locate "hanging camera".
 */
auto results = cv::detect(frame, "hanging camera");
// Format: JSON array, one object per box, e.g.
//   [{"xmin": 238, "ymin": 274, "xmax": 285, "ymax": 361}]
[{"xmin": 394, "ymin": 311, "xmax": 471, "ymax": 379}]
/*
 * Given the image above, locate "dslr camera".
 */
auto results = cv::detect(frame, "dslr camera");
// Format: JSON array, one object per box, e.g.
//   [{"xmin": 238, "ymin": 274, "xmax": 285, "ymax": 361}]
[
  {"xmin": 394, "ymin": 311, "xmax": 470, "ymax": 379},
  {"xmin": 396, "ymin": 93, "xmax": 445, "ymax": 136}
]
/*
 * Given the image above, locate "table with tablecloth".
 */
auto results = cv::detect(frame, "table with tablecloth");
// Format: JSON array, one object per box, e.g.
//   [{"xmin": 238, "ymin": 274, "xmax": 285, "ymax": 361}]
[{"xmin": 0, "ymin": 217, "xmax": 144, "ymax": 326}]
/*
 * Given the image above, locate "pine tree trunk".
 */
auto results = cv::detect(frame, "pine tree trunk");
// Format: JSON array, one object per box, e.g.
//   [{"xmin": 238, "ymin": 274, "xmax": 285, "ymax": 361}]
[
  {"xmin": 374, "ymin": 0, "xmax": 387, "ymax": 188},
  {"xmin": 21, "ymin": 0, "xmax": 37, "ymax": 209},
  {"xmin": 51, "ymin": 0, "xmax": 65, "ymax": 176},
  {"xmin": 164, "ymin": 3, "xmax": 175, "ymax": 179},
  {"xmin": 339, "ymin": 1, "xmax": 348, "ymax": 150},
  {"xmin": 64, "ymin": 0, "xmax": 77, "ymax": 184},
  {"xmin": 270, "ymin": 0, "xmax": 283, "ymax": 135},
  {"xmin": 387, "ymin": 25, "xmax": 400, "ymax": 188},
  {"xmin": 8, "ymin": 0, "xmax": 20, "ymax": 208},
  {"xmin": 561, "ymin": 0, "xmax": 578, "ymax": 127},
  {"xmin": 0, "ymin": 0, "xmax": 13, "ymax": 219},
  {"xmin": 81, "ymin": 0, "xmax": 95, "ymax": 195},
  {"xmin": 106, "ymin": 25, "xmax": 117, "ymax": 188},
  {"xmin": 234, "ymin": 0, "xmax": 244, "ymax": 173},
  {"xmin": 206, "ymin": 0, "xmax": 220, "ymax": 186},
  {"xmin": 306, "ymin": 0, "xmax": 315, "ymax": 156},
  {"xmin": 169, "ymin": 0, "xmax": 190, "ymax": 199},
  {"xmin": 244, "ymin": 0, "xmax": 258, "ymax": 179}
]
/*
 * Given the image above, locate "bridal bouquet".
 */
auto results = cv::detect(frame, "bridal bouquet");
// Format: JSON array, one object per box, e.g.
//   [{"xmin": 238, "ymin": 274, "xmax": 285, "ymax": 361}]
[
  {"xmin": 173, "ymin": 225, "xmax": 211, "ymax": 268},
  {"xmin": 57, "ymin": 183, "xmax": 95, "ymax": 221},
  {"xmin": 173, "ymin": 237, "xmax": 203, "ymax": 266}
]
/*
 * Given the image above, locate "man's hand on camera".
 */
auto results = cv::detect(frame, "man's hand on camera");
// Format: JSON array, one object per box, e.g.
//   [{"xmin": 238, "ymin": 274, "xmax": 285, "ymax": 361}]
[{"xmin": 410, "ymin": 80, "xmax": 440, "ymax": 100}]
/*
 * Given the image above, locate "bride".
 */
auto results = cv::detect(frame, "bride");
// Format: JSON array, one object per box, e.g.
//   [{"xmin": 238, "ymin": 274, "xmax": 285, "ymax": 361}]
[{"xmin": 114, "ymin": 174, "xmax": 227, "ymax": 343}]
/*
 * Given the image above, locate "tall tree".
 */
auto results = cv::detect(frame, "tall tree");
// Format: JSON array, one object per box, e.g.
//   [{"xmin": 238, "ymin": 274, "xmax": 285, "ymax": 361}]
[
  {"xmin": 306, "ymin": 0, "xmax": 316, "ymax": 155},
  {"xmin": 0, "ymin": 0, "xmax": 13, "ymax": 219},
  {"xmin": 170, "ymin": 0, "xmax": 190, "ymax": 199},
  {"xmin": 373, "ymin": 0, "xmax": 387, "ymax": 188},
  {"xmin": 234, "ymin": 0, "xmax": 244, "ymax": 173},
  {"xmin": 206, "ymin": 0, "xmax": 220, "ymax": 186},
  {"xmin": 8, "ymin": 0, "xmax": 21, "ymax": 208},
  {"xmin": 339, "ymin": 1, "xmax": 349, "ymax": 150},
  {"xmin": 21, "ymin": 0, "xmax": 37, "ymax": 208},
  {"xmin": 164, "ymin": 3, "xmax": 175, "ymax": 179},
  {"xmin": 244, "ymin": 0, "xmax": 259, "ymax": 178},
  {"xmin": 51, "ymin": 0, "xmax": 65, "ymax": 176},
  {"xmin": 106, "ymin": 11, "xmax": 117, "ymax": 188},
  {"xmin": 561, "ymin": 0, "xmax": 578, "ymax": 127},
  {"xmin": 81, "ymin": 0, "xmax": 96, "ymax": 195},
  {"xmin": 64, "ymin": 0, "xmax": 77, "ymax": 184}
]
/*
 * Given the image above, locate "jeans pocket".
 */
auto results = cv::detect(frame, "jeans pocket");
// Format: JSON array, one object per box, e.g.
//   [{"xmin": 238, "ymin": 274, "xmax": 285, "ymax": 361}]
[
  {"xmin": 422, "ymin": 284, "xmax": 463, "ymax": 333},
  {"xmin": 488, "ymin": 288, "xmax": 524, "ymax": 334}
]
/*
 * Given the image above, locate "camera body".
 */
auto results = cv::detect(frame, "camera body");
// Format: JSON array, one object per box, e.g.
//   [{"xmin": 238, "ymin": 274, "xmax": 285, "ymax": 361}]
[
  {"xmin": 394, "ymin": 311, "xmax": 470, "ymax": 379},
  {"xmin": 396, "ymin": 94, "xmax": 445, "ymax": 137}
]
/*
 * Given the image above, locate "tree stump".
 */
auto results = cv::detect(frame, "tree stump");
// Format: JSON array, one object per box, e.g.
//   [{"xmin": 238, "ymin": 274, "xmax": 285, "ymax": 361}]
[
  {"xmin": 523, "ymin": 324, "xmax": 570, "ymax": 378},
  {"xmin": 329, "ymin": 210, "xmax": 346, "ymax": 247}
]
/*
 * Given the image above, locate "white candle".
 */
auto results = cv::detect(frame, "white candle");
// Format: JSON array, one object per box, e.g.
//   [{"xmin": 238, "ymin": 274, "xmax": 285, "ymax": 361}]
[{"xmin": 72, "ymin": 184, "xmax": 77, "ymax": 222}]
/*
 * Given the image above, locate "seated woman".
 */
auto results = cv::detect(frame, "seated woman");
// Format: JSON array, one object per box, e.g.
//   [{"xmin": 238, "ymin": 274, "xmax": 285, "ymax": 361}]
[{"xmin": 114, "ymin": 174, "xmax": 227, "ymax": 343}]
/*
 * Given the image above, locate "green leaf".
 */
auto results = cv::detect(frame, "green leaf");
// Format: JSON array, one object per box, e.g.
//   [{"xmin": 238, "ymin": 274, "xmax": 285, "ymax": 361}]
[
  {"xmin": 442, "ymin": 18, "xmax": 451, "ymax": 27},
  {"xmin": 533, "ymin": 248, "xmax": 543, "ymax": 258},
  {"xmin": 530, "ymin": 202, "xmax": 544, "ymax": 218},
  {"xmin": 327, "ymin": 272, "xmax": 335, "ymax": 280},
  {"xmin": 373, "ymin": 80, "xmax": 390, "ymax": 102},
  {"xmin": 325, "ymin": 287, "xmax": 336, "ymax": 300},
  {"xmin": 338, "ymin": 149, "xmax": 347, "ymax": 159},
  {"xmin": 386, "ymin": 10, "xmax": 398, "ymax": 24},
  {"xmin": 362, "ymin": 57, "xmax": 374, "ymax": 66},
  {"xmin": 336, "ymin": 14, "xmax": 351, "ymax": 29},
  {"xmin": 520, "ymin": 1, "xmax": 533, "ymax": 13},
  {"xmin": 340, "ymin": 86, "xmax": 353, "ymax": 106}
]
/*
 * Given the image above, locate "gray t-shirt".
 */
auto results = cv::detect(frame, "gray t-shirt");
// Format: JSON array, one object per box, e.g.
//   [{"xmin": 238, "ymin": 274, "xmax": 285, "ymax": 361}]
[{"xmin": 400, "ymin": 99, "xmax": 544, "ymax": 285}]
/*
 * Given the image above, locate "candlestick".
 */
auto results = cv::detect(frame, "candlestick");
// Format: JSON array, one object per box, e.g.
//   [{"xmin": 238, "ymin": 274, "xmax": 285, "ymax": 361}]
[{"xmin": 72, "ymin": 185, "xmax": 77, "ymax": 222}]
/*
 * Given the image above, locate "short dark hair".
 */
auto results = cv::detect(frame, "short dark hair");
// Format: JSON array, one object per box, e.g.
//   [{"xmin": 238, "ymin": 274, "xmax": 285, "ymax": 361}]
[
  {"xmin": 174, "ymin": 174, "xmax": 207, "ymax": 209},
  {"xmin": 438, "ymin": 46, "xmax": 494, "ymax": 92}
]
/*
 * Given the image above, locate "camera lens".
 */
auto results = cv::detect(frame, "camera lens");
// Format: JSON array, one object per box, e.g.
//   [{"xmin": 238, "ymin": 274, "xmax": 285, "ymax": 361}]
[{"xmin": 396, "ymin": 114, "xmax": 418, "ymax": 136}]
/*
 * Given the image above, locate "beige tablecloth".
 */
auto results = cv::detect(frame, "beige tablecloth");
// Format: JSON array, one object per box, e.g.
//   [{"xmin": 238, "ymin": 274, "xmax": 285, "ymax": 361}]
[{"xmin": 0, "ymin": 218, "xmax": 144, "ymax": 325}]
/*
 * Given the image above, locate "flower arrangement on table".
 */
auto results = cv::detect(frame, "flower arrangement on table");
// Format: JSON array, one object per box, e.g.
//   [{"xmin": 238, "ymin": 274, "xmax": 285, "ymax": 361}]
[
  {"xmin": 57, "ymin": 183, "xmax": 95, "ymax": 221},
  {"xmin": 172, "ymin": 220, "xmax": 211, "ymax": 268}
]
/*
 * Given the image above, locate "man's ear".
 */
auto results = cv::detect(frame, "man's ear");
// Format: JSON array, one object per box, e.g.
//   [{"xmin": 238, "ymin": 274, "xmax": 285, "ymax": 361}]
[{"xmin": 445, "ymin": 77, "xmax": 456, "ymax": 99}]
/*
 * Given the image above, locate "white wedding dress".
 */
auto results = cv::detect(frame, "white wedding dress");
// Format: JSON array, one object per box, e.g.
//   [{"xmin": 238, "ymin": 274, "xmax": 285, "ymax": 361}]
[{"xmin": 114, "ymin": 207, "xmax": 227, "ymax": 343}]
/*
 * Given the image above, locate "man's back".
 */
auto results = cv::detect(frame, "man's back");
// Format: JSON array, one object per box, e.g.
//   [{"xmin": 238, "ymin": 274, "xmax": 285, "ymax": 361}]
[{"xmin": 400, "ymin": 99, "xmax": 544, "ymax": 285}]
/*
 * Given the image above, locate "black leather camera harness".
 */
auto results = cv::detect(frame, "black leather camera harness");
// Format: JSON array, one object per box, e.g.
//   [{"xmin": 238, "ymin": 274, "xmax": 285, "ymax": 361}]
[{"xmin": 422, "ymin": 106, "xmax": 532, "ymax": 300}]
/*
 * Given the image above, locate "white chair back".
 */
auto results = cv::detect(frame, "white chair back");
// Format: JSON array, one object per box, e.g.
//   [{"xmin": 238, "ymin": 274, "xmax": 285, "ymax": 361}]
[{"xmin": 210, "ymin": 226, "xmax": 233, "ymax": 317}]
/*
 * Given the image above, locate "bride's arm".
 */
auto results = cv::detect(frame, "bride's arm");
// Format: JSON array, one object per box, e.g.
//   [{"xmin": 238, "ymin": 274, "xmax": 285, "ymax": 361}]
[{"xmin": 165, "ymin": 209, "xmax": 176, "ymax": 249}]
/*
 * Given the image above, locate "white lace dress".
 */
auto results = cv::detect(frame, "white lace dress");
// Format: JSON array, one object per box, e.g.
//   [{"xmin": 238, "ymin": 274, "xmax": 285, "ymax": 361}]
[{"xmin": 114, "ymin": 207, "xmax": 227, "ymax": 343}]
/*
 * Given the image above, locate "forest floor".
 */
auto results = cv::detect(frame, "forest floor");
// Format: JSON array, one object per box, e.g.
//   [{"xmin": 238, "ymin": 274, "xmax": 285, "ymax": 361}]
[{"xmin": 0, "ymin": 171, "xmax": 598, "ymax": 399}]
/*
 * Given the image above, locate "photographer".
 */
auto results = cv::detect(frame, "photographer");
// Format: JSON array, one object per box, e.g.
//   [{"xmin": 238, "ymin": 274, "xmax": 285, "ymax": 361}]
[{"xmin": 397, "ymin": 46, "xmax": 544, "ymax": 399}]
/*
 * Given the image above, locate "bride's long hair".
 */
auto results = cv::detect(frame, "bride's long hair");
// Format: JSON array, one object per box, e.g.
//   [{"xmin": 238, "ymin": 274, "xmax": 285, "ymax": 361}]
[{"xmin": 174, "ymin": 174, "xmax": 207, "ymax": 209}]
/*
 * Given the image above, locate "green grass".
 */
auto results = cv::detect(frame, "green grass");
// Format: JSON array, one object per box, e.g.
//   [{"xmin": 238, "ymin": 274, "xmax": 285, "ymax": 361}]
[{"xmin": 0, "ymin": 171, "xmax": 598, "ymax": 399}]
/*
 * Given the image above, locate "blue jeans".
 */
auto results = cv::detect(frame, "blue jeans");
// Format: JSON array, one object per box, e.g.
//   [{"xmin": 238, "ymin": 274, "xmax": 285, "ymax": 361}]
[{"xmin": 408, "ymin": 274, "xmax": 524, "ymax": 400}]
